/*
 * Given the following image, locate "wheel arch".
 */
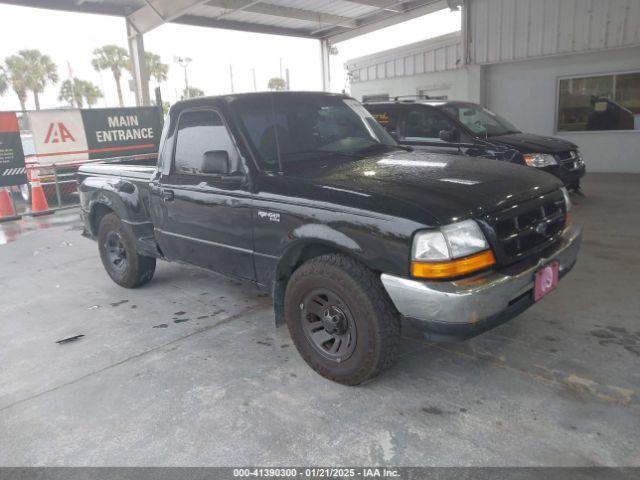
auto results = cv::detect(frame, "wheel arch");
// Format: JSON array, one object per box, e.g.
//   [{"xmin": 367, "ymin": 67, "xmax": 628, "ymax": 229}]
[
  {"xmin": 89, "ymin": 202, "xmax": 116, "ymax": 237},
  {"xmin": 272, "ymin": 238, "xmax": 369, "ymax": 327}
]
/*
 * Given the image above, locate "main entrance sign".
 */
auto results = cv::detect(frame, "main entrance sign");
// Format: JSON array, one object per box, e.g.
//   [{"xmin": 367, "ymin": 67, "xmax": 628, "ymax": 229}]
[{"xmin": 29, "ymin": 107, "xmax": 162, "ymax": 163}]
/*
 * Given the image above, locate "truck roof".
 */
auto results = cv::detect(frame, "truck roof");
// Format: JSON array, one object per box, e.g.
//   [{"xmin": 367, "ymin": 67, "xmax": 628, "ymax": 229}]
[{"xmin": 172, "ymin": 91, "xmax": 352, "ymax": 111}]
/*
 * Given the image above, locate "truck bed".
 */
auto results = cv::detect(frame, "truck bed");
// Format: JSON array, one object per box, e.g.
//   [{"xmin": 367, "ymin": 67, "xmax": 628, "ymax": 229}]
[{"xmin": 78, "ymin": 162, "xmax": 156, "ymax": 181}]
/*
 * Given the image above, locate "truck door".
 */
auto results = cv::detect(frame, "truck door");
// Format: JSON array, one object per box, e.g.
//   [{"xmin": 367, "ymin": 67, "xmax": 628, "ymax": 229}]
[{"xmin": 150, "ymin": 108, "xmax": 254, "ymax": 281}]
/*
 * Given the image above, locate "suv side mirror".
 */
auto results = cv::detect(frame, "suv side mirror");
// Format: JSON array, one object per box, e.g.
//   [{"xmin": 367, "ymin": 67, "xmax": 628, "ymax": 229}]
[
  {"xmin": 202, "ymin": 150, "xmax": 230, "ymax": 175},
  {"xmin": 439, "ymin": 129, "xmax": 460, "ymax": 143}
]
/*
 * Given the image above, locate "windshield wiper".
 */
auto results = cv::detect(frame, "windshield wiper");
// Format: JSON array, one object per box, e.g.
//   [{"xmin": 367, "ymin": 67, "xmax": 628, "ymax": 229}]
[
  {"xmin": 356, "ymin": 143, "xmax": 412, "ymax": 155},
  {"xmin": 488, "ymin": 130, "xmax": 521, "ymax": 137},
  {"xmin": 280, "ymin": 150, "xmax": 363, "ymax": 162}
]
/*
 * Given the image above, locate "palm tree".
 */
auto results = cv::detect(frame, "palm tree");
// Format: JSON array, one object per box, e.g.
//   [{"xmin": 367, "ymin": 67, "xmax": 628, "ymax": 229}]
[
  {"xmin": 268, "ymin": 77, "xmax": 286, "ymax": 91},
  {"xmin": 59, "ymin": 78, "xmax": 102, "ymax": 109},
  {"xmin": 181, "ymin": 86, "xmax": 204, "ymax": 100},
  {"xmin": 92, "ymin": 45, "xmax": 129, "ymax": 107},
  {"xmin": 0, "ymin": 66, "xmax": 7, "ymax": 97},
  {"xmin": 81, "ymin": 80, "xmax": 102, "ymax": 108},
  {"xmin": 18, "ymin": 49, "xmax": 58, "ymax": 110},
  {"xmin": 3, "ymin": 55, "xmax": 29, "ymax": 111},
  {"xmin": 58, "ymin": 78, "xmax": 85, "ymax": 108},
  {"xmin": 145, "ymin": 52, "xmax": 169, "ymax": 84}
]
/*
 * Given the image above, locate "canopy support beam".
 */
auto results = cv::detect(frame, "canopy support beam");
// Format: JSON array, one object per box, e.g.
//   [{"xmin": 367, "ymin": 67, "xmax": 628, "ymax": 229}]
[
  {"xmin": 320, "ymin": 39, "xmax": 331, "ymax": 92},
  {"xmin": 127, "ymin": 18, "xmax": 150, "ymax": 106}
]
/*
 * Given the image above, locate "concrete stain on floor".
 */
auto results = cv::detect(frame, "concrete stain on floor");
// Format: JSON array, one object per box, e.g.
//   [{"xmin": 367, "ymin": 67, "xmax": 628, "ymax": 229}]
[{"xmin": 591, "ymin": 325, "xmax": 640, "ymax": 357}]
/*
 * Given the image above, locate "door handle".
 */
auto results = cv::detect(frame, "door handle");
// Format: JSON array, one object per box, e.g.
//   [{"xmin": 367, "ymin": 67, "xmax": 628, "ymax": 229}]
[{"xmin": 161, "ymin": 189, "xmax": 175, "ymax": 202}]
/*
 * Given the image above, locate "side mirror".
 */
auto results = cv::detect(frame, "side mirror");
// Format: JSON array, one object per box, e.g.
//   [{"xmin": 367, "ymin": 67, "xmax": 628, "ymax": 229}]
[
  {"xmin": 439, "ymin": 129, "xmax": 460, "ymax": 143},
  {"xmin": 201, "ymin": 150, "xmax": 230, "ymax": 175}
]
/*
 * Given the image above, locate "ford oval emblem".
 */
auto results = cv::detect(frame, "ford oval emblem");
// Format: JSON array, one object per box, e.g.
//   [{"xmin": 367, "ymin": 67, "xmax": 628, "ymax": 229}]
[{"xmin": 535, "ymin": 222, "xmax": 548, "ymax": 234}]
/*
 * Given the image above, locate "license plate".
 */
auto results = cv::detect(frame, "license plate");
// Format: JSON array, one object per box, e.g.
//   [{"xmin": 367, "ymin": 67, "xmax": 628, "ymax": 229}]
[{"xmin": 534, "ymin": 261, "xmax": 559, "ymax": 302}]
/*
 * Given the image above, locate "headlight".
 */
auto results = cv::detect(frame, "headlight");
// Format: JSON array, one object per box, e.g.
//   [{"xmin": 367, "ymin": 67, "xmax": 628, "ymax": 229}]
[
  {"xmin": 411, "ymin": 219, "xmax": 495, "ymax": 279},
  {"xmin": 523, "ymin": 153, "xmax": 557, "ymax": 168}
]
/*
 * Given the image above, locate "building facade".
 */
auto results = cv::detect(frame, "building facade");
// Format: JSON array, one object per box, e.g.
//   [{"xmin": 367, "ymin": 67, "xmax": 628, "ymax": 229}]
[{"xmin": 346, "ymin": 0, "xmax": 640, "ymax": 173}]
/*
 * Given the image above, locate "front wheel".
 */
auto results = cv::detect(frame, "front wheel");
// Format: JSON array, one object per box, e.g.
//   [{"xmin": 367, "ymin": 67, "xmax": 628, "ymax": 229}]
[
  {"xmin": 284, "ymin": 254, "xmax": 400, "ymax": 385},
  {"xmin": 98, "ymin": 213, "xmax": 156, "ymax": 288}
]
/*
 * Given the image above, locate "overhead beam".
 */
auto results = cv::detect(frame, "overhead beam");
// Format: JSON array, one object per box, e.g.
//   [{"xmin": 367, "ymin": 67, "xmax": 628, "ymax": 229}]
[
  {"xmin": 172, "ymin": 14, "xmax": 317, "ymax": 38},
  {"xmin": 0, "ymin": 0, "xmax": 130, "ymax": 16},
  {"xmin": 207, "ymin": 0, "xmax": 357, "ymax": 28},
  {"xmin": 344, "ymin": 0, "xmax": 403, "ymax": 13},
  {"xmin": 324, "ymin": 0, "xmax": 447, "ymax": 43},
  {"xmin": 127, "ymin": 0, "xmax": 213, "ymax": 34}
]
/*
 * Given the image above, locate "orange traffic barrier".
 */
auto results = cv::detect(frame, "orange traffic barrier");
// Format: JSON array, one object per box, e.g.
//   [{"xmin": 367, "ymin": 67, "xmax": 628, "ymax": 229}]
[
  {"xmin": 0, "ymin": 188, "xmax": 15, "ymax": 218},
  {"xmin": 30, "ymin": 168, "xmax": 49, "ymax": 213}
]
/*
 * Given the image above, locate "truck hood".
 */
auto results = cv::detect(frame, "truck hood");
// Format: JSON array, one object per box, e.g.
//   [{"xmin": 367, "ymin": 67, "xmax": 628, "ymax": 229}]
[
  {"xmin": 283, "ymin": 150, "xmax": 562, "ymax": 226},
  {"xmin": 489, "ymin": 132, "xmax": 577, "ymax": 154}
]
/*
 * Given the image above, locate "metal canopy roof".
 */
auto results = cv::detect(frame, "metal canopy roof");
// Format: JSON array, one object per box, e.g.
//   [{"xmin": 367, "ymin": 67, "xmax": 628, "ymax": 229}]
[{"xmin": 3, "ymin": 0, "xmax": 449, "ymax": 42}]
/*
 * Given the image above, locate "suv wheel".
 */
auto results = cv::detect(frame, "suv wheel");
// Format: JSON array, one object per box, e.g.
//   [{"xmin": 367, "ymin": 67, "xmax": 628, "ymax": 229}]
[
  {"xmin": 98, "ymin": 213, "xmax": 156, "ymax": 288},
  {"xmin": 284, "ymin": 254, "xmax": 400, "ymax": 385}
]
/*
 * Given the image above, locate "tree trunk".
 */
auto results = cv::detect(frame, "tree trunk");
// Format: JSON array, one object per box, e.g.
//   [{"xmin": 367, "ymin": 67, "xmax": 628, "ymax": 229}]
[
  {"xmin": 16, "ymin": 92, "xmax": 26, "ymax": 112},
  {"xmin": 34, "ymin": 91, "xmax": 40, "ymax": 110},
  {"xmin": 114, "ymin": 73, "xmax": 124, "ymax": 108}
]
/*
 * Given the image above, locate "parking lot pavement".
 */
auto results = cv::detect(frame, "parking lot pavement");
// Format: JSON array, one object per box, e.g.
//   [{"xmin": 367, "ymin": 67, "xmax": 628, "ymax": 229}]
[{"xmin": 0, "ymin": 173, "xmax": 639, "ymax": 466}]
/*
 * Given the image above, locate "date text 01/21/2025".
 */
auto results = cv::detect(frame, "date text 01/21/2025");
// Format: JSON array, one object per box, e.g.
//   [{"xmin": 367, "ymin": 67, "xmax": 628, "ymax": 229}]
[{"xmin": 232, "ymin": 467, "xmax": 401, "ymax": 477}]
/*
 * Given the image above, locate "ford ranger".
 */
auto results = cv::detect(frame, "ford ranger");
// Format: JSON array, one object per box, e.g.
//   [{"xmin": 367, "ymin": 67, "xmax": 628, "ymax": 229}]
[{"xmin": 78, "ymin": 92, "xmax": 581, "ymax": 385}]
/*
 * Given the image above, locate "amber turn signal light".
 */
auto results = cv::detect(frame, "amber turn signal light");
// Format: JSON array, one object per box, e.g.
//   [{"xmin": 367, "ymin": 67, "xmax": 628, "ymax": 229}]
[{"xmin": 411, "ymin": 250, "xmax": 496, "ymax": 279}]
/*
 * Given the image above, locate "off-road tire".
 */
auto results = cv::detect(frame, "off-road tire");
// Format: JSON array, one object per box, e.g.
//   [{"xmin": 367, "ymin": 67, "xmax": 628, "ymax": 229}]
[
  {"xmin": 284, "ymin": 254, "xmax": 400, "ymax": 385},
  {"xmin": 98, "ymin": 213, "xmax": 156, "ymax": 288}
]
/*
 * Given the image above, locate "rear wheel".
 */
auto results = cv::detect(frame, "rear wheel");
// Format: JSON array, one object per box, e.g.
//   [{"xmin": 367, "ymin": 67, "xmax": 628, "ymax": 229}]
[
  {"xmin": 284, "ymin": 254, "xmax": 400, "ymax": 385},
  {"xmin": 98, "ymin": 213, "xmax": 156, "ymax": 288}
]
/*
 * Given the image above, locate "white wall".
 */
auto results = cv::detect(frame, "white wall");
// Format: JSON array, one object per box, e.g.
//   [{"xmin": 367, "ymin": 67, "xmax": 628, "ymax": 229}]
[
  {"xmin": 468, "ymin": 0, "xmax": 640, "ymax": 65},
  {"xmin": 484, "ymin": 46, "xmax": 640, "ymax": 173},
  {"xmin": 349, "ymin": 68, "xmax": 469, "ymax": 102}
]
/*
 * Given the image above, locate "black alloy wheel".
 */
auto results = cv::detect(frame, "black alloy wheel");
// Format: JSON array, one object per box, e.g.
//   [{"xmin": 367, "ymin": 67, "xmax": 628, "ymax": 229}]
[{"xmin": 300, "ymin": 288, "xmax": 357, "ymax": 363}]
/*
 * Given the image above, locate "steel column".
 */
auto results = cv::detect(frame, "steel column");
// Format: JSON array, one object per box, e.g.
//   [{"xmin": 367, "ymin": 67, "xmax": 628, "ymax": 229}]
[
  {"xmin": 127, "ymin": 18, "xmax": 150, "ymax": 106},
  {"xmin": 320, "ymin": 39, "xmax": 331, "ymax": 92}
]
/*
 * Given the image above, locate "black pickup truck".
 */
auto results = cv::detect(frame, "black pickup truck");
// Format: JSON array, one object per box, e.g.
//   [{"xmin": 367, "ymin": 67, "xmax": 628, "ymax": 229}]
[{"xmin": 78, "ymin": 92, "xmax": 582, "ymax": 385}]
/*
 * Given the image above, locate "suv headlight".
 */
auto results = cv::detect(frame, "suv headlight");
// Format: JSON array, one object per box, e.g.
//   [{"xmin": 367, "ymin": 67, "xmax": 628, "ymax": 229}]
[
  {"xmin": 523, "ymin": 153, "xmax": 557, "ymax": 168},
  {"xmin": 412, "ymin": 219, "xmax": 495, "ymax": 279}
]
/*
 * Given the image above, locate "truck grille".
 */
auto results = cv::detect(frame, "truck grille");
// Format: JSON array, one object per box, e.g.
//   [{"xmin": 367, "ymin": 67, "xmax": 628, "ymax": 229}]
[
  {"xmin": 487, "ymin": 190, "xmax": 567, "ymax": 265},
  {"xmin": 555, "ymin": 150, "xmax": 583, "ymax": 171}
]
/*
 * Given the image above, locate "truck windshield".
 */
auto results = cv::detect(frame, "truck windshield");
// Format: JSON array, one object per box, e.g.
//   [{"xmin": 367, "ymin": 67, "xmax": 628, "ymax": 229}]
[
  {"xmin": 442, "ymin": 104, "xmax": 521, "ymax": 137},
  {"xmin": 233, "ymin": 95, "xmax": 397, "ymax": 171}
]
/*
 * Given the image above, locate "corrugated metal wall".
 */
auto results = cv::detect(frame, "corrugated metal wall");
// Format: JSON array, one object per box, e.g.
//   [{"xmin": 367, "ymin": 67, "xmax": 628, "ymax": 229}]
[
  {"xmin": 346, "ymin": 33, "xmax": 462, "ymax": 83},
  {"xmin": 468, "ymin": 0, "xmax": 640, "ymax": 64}
]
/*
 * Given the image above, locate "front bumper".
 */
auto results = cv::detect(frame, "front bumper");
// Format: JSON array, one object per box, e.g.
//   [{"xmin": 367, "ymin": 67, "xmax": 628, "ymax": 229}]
[
  {"xmin": 543, "ymin": 163, "xmax": 586, "ymax": 187},
  {"xmin": 381, "ymin": 224, "xmax": 582, "ymax": 341}
]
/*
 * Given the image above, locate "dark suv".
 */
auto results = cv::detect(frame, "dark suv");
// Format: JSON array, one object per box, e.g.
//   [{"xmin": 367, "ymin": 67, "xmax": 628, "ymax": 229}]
[{"xmin": 364, "ymin": 99, "xmax": 586, "ymax": 190}]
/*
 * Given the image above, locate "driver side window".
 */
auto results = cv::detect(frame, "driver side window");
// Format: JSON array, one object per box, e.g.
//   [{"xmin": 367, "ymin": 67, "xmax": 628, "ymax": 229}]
[
  {"xmin": 173, "ymin": 110, "xmax": 241, "ymax": 176},
  {"xmin": 403, "ymin": 108, "xmax": 454, "ymax": 140}
]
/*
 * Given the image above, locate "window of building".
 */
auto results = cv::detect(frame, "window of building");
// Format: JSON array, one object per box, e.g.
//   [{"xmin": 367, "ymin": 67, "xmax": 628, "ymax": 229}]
[
  {"xmin": 174, "ymin": 110, "xmax": 240, "ymax": 175},
  {"xmin": 557, "ymin": 71, "xmax": 640, "ymax": 132}
]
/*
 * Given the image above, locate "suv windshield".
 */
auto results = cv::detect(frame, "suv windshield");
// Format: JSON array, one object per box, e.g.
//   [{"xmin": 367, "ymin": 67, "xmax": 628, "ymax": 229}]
[
  {"xmin": 233, "ymin": 94, "xmax": 397, "ymax": 171},
  {"xmin": 442, "ymin": 104, "xmax": 520, "ymax": 137}
]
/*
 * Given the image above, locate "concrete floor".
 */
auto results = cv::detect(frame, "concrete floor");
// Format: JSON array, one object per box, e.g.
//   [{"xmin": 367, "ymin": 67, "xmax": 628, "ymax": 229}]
[{"xmin": 0, "ymin": 173, "xmax": 638, "ymax": 466}]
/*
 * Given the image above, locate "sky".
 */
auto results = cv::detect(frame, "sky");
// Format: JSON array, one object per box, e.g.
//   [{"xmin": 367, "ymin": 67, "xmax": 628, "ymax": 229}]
[{"xmin": 0, "ymin": 4, "xmax": 460, "ymax": 111}]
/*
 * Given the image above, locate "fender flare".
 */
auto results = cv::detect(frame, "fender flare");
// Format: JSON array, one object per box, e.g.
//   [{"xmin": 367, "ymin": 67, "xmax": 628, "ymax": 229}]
[{"xmin": 272, "ymin": 224, "xmax": 365, "ymax": 326}]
